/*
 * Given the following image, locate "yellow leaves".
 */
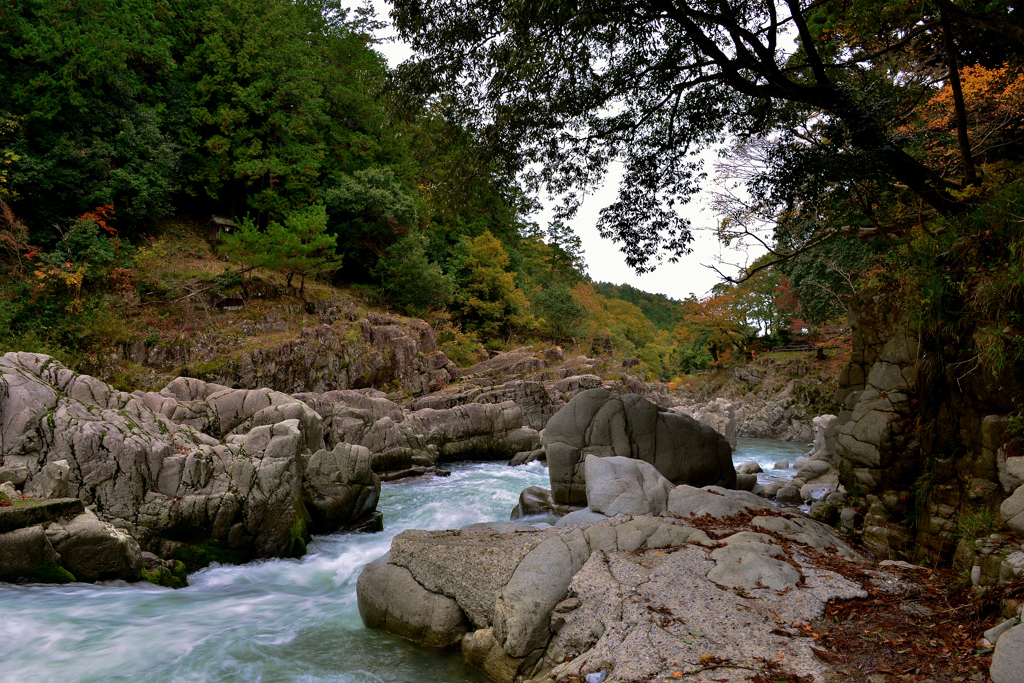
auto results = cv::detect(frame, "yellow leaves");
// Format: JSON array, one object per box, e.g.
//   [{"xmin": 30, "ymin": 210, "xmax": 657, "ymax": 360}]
[{"xmin": 0, "ymin": 114, "xmax": 24, "ymax": 200}]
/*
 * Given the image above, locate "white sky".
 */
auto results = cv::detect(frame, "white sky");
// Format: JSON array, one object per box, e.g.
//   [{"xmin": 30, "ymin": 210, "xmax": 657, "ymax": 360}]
[{"xmin": 354, "ymin": 1, "xmax": 766, "ymax": 301}]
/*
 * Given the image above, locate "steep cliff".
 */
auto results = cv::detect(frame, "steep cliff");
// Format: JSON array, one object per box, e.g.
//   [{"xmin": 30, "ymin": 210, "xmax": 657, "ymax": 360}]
[{"xmin": 834, "ymin": 288, "xmax": 1023, "ymax": 576}]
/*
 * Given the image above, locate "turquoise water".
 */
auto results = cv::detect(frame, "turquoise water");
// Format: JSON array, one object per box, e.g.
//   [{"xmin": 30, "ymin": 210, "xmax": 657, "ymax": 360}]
[
  {"xmin": 0, "ymin": 441, "xmax": 801, "ymax": 682},
  {"xmin": 733, "ymin": 437, "xmax": 809, "ymax": 484}
]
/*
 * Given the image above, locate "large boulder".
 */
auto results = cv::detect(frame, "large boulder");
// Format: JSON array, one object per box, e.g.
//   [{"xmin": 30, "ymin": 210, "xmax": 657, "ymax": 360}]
[
  {"xmin": 510, "ymin": 487, "xmax": 580, "ymax": 520},
  {"xmin": 584, "ymin": 455, "xmax": 672, "ymax": 517},
  {"xmin": 544, "ymin": 389, "xmax": 734, "ymax": 505},
  {"xmin": 358, "ymin": 493, "xmax": 868, "ymax": 683},
  {"xmin": 0, "ymin": 525, "xmax": 70, "ymax": 583},
  {"xmin": 302, "ymin": 443, "xmax": 380, "ymax": 533},
  {"xmin": 44, "ymin": 509, "xmax": 143, "ymax": 582},
  {"xmin": 991, "ymin": 622, "xmax": 1024, "ymax": 683},
  {"xmin": 356, "ymin": 552, "xmax": 469, "ymax": 647}
]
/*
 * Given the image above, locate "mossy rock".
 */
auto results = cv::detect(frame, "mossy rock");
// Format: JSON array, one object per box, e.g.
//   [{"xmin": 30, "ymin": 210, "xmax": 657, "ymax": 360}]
[
  {"xmin": 170, "ymin": 540, "xmax": 249, "ymax": 572},
  {"xmin": 0, "ymin": 563, "xmax": 76, "ymax": 585},
  {"xmin": 143, "ymin": 560, "xmax": 189, "ymax": 589}
]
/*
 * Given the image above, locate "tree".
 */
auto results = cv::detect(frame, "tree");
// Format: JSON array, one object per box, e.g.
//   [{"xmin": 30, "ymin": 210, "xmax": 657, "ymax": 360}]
[
  {"xmin": 0, "ymin": 0, "xmax": 179, "ymax": 234},
  {"xmin": 532, "ymin": 281, "xmax": 584, "ymax": 345},
  {"xmin": 452, "ymin": 231, "xmax": 533, "ymax": 340},
  {"xmin": 371, "ymin": 230, "xmax": 454, "ymax": 315},
  {"xmin": 391, "ymin": 0, "xmax": 1023, "ymax": 272},
  {"xmin": 220, "ymin": 204, "xmax": 341, "ymax": 294},
  {"xmin": 183, "ymin": 0, "xmax": 330, "ymax": 221}
]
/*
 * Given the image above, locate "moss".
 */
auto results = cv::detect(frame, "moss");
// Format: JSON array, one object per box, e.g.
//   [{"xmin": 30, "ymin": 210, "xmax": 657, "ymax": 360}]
[
  {"xmin": 189, "ymin": 358, "xmax": 229, "ymax": 376},
  {"xmin": 170, "ymin": 539, "xmax": 249, "ymax": 572},
  {"xmin": 143, "ymin": 560, "xmax": 189, "ymax": 589},
  {"xmin": 287, "ymin": 497, "xmax": 313, "ymax": 559},
  {"xmin": 0, "ymin": 563, "xmax": 76, "ymax": 584}
]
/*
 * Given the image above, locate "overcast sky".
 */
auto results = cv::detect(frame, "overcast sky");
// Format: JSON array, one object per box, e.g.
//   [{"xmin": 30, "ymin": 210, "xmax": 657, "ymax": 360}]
[{"xmin": 350, "ymin": 1, "xmax": 766, "ymax": 301}]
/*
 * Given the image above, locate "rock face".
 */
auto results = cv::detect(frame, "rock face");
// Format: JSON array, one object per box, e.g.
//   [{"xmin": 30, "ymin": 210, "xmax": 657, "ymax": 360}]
[
  {"xmin": 676, "ymin": 368, "xmax": 817, "ymax": 444},
  {"xmin": 544, "ymin": 389, "xmax": 734, "ymax": 505},
  {"xmin": 828, "ymin": 288, "xmax": 1024, "ymax": 566},
  {"xmin": 991, "ymin": 622, "xmax": 1024, "ymax": 683},
  {"xmin": 0, "ymin": 352, "xmax": 381, "ymax": 566},
  {"xmin": 687, "ymin": 397, "xmax": 738, "ymax": 448},
  {"xmin": 105, "ymin": 310, "xmax": 460, "ymax": 398},
  {"xmin": 358, "ymin": 487, "xmax": 873, "ymax": 683},
  {"xmin": 295, "ymin": 389, "xmax": 535, "ymax": 473},
  {"xmin": 302, "ymin": 444, "xmax": 381, "ymax": 534}
]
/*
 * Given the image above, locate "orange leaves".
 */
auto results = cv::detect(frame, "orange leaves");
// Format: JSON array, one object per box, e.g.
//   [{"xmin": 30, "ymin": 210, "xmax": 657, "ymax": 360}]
[
  {"xmin": 78, "ymin": 203, "xmax": 117, "ymax": 235},
  {"xmin": 917, "ymin": 64, "xmax": 1024, "ymax": 165}
]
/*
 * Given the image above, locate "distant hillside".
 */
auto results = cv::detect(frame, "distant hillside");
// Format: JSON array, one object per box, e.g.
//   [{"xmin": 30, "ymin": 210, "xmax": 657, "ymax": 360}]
[{"xmin": 592, "ymin": 282, "xmax": 686, "ymax": 332}]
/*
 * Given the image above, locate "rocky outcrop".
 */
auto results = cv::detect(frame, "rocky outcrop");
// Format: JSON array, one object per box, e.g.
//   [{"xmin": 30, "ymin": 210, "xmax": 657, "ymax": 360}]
[
  {"xmin": 685, "ymin": 397, "xmax": 737, "ymax": 448},
  {"xmin": 358, "ymin": 484, "xmax": 877, "ymax": 683},
  {"xmin": 0, "ymin": 352, "xmax": 381, "ymax": 569},
  {"xmin": 0, "ymin": 501, "xmax": 142, "ymax": 583},
  {"xmin": 544, "ymin": 388, "xmax": 734, "ymax": 505},
  {"xmin": 676, "ymin": 358, "xmax": 836, "ymax": 443},
  {"xmin": 820, "ymin": 286, "xmax": 1024, "ymax": 595},
  {"xmin": 99, "ymin": 309, "xmax": 459, "ymax": 398},
  {"xmin": 302, "ymin": 443, "xmax": 381, "ymax": 534},
  {"xmin": 295, "ymin": 390, "xmax": 538, "ymax": 473}
]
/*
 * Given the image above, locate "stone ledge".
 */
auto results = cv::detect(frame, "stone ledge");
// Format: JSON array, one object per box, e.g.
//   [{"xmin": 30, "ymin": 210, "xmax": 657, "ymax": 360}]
[{"xmin": 0, "ymin": 498, "xmax": 85, "ymax": 534}]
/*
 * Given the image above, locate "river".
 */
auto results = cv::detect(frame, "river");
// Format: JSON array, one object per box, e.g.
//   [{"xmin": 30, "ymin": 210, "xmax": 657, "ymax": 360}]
[{"xmin": 0, "ymin": 439, "xmax": 807, "ymax": 683}]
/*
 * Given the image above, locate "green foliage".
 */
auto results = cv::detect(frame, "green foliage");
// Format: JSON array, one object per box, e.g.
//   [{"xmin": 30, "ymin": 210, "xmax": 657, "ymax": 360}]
[
  {"xmin": 170, "ymin": 539, "xmax": 249, "ymax": 572},
  {"xmin": 371, "ymin": 231, "xmax": 454, "ymax": 316},
  {"xmin": 452, "ymin": 231, "xmax": 533, "ymax": 340},
  {"xmin": 324, "ymin": 167, "xmax": 420, "ymax": 274},
  {"xmin": 220, "ymin": 204, "xmax": 341, "ymax": 293},
  {"xmin": 592, "ymin": 282, "xmax": 686, "ymax": 332},
  {"xmin": 532, "ymin": 281, "xmax": 585, "ymax": 345},
  {"xmin": 143, "ymin": 560, "xmax": 188, "ymax": 589}
]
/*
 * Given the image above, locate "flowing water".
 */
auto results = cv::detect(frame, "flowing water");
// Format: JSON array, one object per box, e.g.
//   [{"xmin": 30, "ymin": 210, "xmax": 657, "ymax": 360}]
[{"xmin": 0, "ymin": 439, "xmax": 806, "ymax": 683}]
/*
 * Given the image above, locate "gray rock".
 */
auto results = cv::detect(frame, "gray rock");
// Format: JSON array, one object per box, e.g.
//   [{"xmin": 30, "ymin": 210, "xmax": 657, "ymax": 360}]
[
  {"xmin": 510, "ymin": 486, "xmax": 578, "ymax": 520},
  {"xmin": 509, "ymin": 449, "xmax": 545, "ymax": 467},
  {"xmin": 773, "ymin": 459, "xmax": 790, "ymax": 470},
  {"xmin": 554, "ymin": 508, "xmax": 609, "ymax": 527},
  {"xmin": 0, "ymin": 463, "xmax": 29, "ymax": 486},
  {"xmin": 584, "ymin": 455, "xmax": 672, "ymax": 517},
  {"xmin": 45, "ymin": 510, "xmax": 142, "ymax": 582},
  {"xmin": 840, "ymin": 507, "xmax": 862, "ymax": 531},
  {"xmin": 1001, "ymin": 485, "xmax": 1024, "ymax": 536},
  {"xmin": 302, "ymin": 443, "xmax": 380, "ymax": 533},
  {"xmin": 776, "ymin": 485, "xmax": 803, "ymax": 505},
  {"xmin": 357, "ymin": 552, "xmax": 469, "ymax": 647},
  {"xmin": 0, "ymin": 352, "xmax": 388, "ymax": 563},
  {"xmin": 666, "ymin": 485, "xmax": 772, "ymax": 519},
  {"xmin": 544, "ymin": 389, "xmax": 734, "ymax": 505},
  {"xmin": 737, "ymin": 460, "xmax": 763, "ymax": 474},
  {"xmin": 809, "ymin": 500, "xmax": 840, "ymax": 525},
  {"xmin": 794, "ymin": 456, "xmax": 808, "ymax": 469},
  {"xmin": 985, "ymin": 617, "xmax": 1019, "ymax": 647},
  {"xmin": 734, "ymin": 473, "xmax": 758, "ymax": 491},
  {"xmin": 0, "ymin": 526, "xmax": 62, "ymax": 579},
  {"xmin": 688, "ymin": 398, "xmax": 738, "ymax": 448},
  {"xmin": 707, "ymin": 540, "xmax": 800, "ymax": 591},
  {"xmin": 800, "ymin": 483, "xmax": 835, "ymax": 501},
  {"xmin": 462, "ymin": 628, "xmax": 524, "ymax": 683},
  {"xmin": 24, "ymin": 459, "xmax": 69, "ymax": 499},
  {"xmin": 991, "ymin": 622, "xmax": 1024, "ymax": 683},
  {"xmin": 494, "ymin": 531, "xmax": 590, "ymax": 657},
  {"xmin": 760, "ymin": 482, "xmax": 785, "ymax": 499}
]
